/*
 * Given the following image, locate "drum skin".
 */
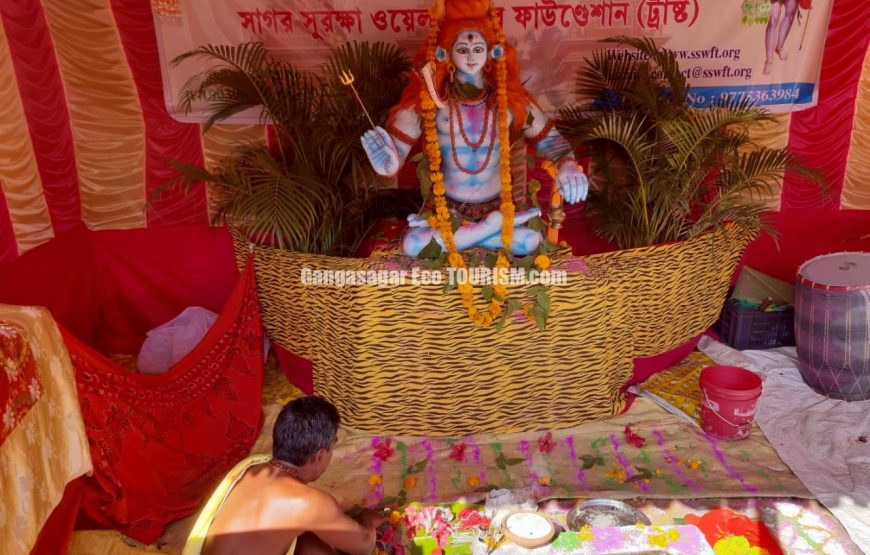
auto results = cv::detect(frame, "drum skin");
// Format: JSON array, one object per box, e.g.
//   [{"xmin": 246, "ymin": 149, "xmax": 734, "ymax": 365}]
[{"xmin": 795, "ymin": 254, "xmax": 870, "ymax": 401}]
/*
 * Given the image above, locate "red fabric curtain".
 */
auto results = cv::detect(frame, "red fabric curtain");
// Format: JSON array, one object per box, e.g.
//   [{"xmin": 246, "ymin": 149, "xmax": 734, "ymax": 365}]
[
  {"xmin": 0, "ymin": 224, "xmax": 239, "ymax": 354},
  {"xmin": 0, "ymin": 0, "xmax": 82, "ymax": 233},
  {"xmin": 781, "ymin": 0, "xmax": 870, "ymax": 210},
  {"xmin": 64, "ymin": 260, "xmax": 264, "ymax": 543},
  {"xmin": 109, "ymin": 0, "xmax": 208, "ymax": 227}
]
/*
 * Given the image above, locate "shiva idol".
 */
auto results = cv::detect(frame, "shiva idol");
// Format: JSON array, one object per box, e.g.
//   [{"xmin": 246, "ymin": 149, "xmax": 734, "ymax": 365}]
[{"xmin": 361, "ymin": 0, "xmax": 588, "ymax": 257}]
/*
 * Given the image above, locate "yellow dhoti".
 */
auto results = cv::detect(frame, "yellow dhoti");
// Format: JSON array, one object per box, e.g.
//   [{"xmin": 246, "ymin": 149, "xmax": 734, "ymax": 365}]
[{"xmin": 183, "ymin": 455, "xmax": 297, "ymax": 555}]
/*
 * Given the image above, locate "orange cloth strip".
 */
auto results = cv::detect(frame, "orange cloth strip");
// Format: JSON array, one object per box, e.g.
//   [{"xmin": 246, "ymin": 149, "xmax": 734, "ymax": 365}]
[
  {"xmin": 0, "ymin": 25, "xmax": 53, "ymax": 254},
  {"xmin": 750, "ymin": 114, "xmax": 791, "ymax": 211},
  {"xmin": 41, "ymin": 0, "xmax": 146, "ymax": 229},
  {"xmin": 841, "ymin": 46, "xmax": 870, "ymax": 210}
]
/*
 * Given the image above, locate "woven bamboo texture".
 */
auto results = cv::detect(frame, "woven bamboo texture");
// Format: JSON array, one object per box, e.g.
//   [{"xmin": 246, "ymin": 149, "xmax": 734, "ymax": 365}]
[
  {"xmin": 589, "ymin": 223, "xmax": 757, "ymax": 357},
  {"xmin": 231, "ymin": 223, "xmax": 753, "ymax": 436}
]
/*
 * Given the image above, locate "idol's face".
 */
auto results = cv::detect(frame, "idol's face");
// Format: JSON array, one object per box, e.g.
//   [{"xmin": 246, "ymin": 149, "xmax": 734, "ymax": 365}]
[{"xmin": 451, "ymin": 30, "xmax": 488, "ymax": 76}]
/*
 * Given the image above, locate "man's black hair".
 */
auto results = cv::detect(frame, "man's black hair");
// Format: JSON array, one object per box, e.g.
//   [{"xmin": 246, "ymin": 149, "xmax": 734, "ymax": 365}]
[{"xmin": 272, "ymin": 396, "xmax": 340, "ymax": 466}]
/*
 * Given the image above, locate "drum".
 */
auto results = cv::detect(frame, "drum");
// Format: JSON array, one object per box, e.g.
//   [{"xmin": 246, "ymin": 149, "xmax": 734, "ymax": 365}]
[{"xmin": 795, "ymin": 252, "xmax": 870, "ymax": 401}]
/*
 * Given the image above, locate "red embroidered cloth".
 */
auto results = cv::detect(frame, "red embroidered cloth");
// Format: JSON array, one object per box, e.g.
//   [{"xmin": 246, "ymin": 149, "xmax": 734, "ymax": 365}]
[
  {"xmin": 62, "ymin": 260, "xmax": 264, "ymax": 544},
  {"xmin": 0, "ymin": 320, "xmax": 42, "ymax": 446}
]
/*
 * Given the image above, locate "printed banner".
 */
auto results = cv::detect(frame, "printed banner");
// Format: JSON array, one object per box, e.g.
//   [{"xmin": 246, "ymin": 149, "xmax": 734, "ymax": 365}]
[{"xmin": 153, "ymin": 0, "xmax": 833, "ymax": 122}]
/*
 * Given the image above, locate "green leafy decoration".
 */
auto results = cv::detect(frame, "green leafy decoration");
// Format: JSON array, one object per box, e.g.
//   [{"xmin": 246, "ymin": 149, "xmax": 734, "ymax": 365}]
[
  {"xmin": 578, "ymin": 455, "xmax": 606, "ymax": 470},
  {"xmin": 494, "ymin": 452, "xmax": 526, "ymax": 470},
  {"xmin": 538, "ymin": 239, "xmax": 558, "ymax": 255},
  {"xmin": 157, "ymin": 40, "xmax": 413, "ymax": 255},
  {"xmin": 418, "ymin": 237, "xmax": 444, "ymax": 259},
  {"xmin": 527, "ymin": 216, "xmax": 547, "ymax": 234},
  {"xmin": 496, "ymin": 298, "xmax": 523, "ymax": 333},
  {"xmin": 443, "ymin": 279, "xmax": 457, "ymax": 294},
  {"xmin": 467, "ymin": 251, "xmax": 482, "ymax": 268},
  {"xmin": 591, "ymin": 438, "xmax": 608, "ymax": 450},
  {"xmin": 627, "ymin": 467, "xmax": 655, "ymax": 483},
  {"xmin": 557, "ymin": 36, "xmax": 825, "ymax": 249},
  {"xmin": 481, "ymin": 285, "xmax": 493, "ymax": 301},
  {"xmin": 407, "ymin": 459, "xmax": 429, "ymax": 474},
  {"xmin": 417, "ymin": 153, "xmax": 433, "ymax": 202},
  {"xmin": 426, "ymin": 252, "xmax": 448, "ymax": 270}
]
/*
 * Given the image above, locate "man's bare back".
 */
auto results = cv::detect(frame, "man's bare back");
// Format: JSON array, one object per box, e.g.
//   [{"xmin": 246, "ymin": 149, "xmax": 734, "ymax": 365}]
[{"xmin": 193, "ymin": 397, "xmax": 380, "ymax": 555}]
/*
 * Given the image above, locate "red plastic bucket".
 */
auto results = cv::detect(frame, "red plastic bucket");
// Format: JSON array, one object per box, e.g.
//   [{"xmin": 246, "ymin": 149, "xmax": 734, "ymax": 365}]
[{"xmin": 699, "ymin": 365, "xmax": 763, "ymax": 440}]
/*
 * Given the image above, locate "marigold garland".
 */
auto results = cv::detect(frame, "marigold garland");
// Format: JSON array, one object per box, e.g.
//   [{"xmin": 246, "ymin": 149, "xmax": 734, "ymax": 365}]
[
  {"xmin": 417, "ymin": 7, "xmax": 557, "ymax": 328},
  {"xmin": 418, "ymin": 6, "xmax": 516, "ymax": 328}
]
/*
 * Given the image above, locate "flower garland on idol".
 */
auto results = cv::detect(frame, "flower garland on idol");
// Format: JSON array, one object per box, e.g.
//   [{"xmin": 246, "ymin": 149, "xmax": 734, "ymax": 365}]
[{"xmin": 420, "ymin": 8, "xmax": 545, "ymax": 328}]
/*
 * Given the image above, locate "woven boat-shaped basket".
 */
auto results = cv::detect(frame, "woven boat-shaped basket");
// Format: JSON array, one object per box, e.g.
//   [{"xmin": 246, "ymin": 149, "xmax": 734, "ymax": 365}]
[
  {"xmin": 232, "ymin": 223, "xmax": 754, "ymax": 436},
  {"xmin": 589, "ymin": 224, "xmax": 756, "ymax": 358}
]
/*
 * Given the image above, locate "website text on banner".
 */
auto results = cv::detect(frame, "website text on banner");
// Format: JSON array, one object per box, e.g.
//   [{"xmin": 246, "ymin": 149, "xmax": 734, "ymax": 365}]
[{"xmin": 153, "ymin": 0, "xmax": 832, "ymax": 121}]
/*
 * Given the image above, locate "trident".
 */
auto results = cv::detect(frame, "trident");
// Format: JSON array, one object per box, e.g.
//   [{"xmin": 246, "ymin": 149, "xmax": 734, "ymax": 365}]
[{"xmin": 338, "ymin": 69, "xmax": 387, "ymax": 146}]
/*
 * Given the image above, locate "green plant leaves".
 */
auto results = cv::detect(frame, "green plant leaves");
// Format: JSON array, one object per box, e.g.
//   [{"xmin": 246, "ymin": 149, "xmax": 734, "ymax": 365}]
[
  {"xmin": 167, "ymin": 41, "xmax": 412, "ymax": 255},
  {"xmin": 407, "ymin": 459, "xmax": 429, "ymax": 474},
  {"xmin": 578, "ymin": 455, "xmax": 605, "ymax": 470},
  {"xmin": 495, "ymin": 452, "xmax": 525, "ymax": 470},
  {"xmin": 528, "ymin": 284, "xmax": 551, "ymax": 331},
  {"xmin": 495, "ymin": 298, "xmax": 523, "ymax": 333},
  {"xmin": 418, "ymin": 238, "xmax": 443, "ymax": 259},
  {"xmin": 557, "ymin": 36, "xmax": 822, "ymax": 249}
]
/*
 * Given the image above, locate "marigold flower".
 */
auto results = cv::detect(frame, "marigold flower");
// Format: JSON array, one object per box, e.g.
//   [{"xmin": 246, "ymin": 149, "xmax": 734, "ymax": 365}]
[
  {"xmin": 404, "ymin": 475, "xmax": 417, "ymax": 489},
  {"xmin": 390, "ymin": 511, "xmax": 402, "ymax": 526},
  {"xmin": 534, "ymin": 255, "xmax": 551, "ymax": 270},
  {"xmin": 606, "ymin": 467, "xmax": 627, "ymax": 484},
  {"xmin": 537, "ymin": 474, "xmax": 551, "ymax": 486},
  {"xmin": 368, "ymin": 474, "xmax": 382, "ymax": 486},
  {"xmin": 467, "ymin": 475, "xmax": 481, "ymax": 488}
]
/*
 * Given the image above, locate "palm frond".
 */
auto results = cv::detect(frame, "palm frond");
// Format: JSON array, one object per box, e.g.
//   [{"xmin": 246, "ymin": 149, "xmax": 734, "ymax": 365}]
[
  {"xmin": 602, "ymin": 36, "xmax": 688, "ymax": 105},
  {"xmin": 558, "ymin": 36, "xmax": 823, "ymax": 248},
  {"xmin": 164, "ymin": 40, "xmax": 411, "ymax": 255}
]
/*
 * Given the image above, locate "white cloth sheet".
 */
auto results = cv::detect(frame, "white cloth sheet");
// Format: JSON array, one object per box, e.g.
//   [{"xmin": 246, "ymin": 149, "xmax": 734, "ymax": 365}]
[
  {"xmin": 699, "ymin": 336, "xmax": 870, "ymax": 553},
  {"xmin": 137, "ymin": 307, "xmax": 219, "ymax": 375}
]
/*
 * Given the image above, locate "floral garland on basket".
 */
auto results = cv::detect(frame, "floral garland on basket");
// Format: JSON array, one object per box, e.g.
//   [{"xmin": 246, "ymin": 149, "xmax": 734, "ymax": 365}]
[{"xmin": 420, "ymin": 9, "xmax": 550, "ymax": 329}]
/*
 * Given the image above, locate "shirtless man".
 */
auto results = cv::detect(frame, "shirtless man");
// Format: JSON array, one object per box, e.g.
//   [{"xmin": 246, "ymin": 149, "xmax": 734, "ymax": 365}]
[{"xmin": 187, "ymin": 396, "xmax": 383, "ymax": 555}]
